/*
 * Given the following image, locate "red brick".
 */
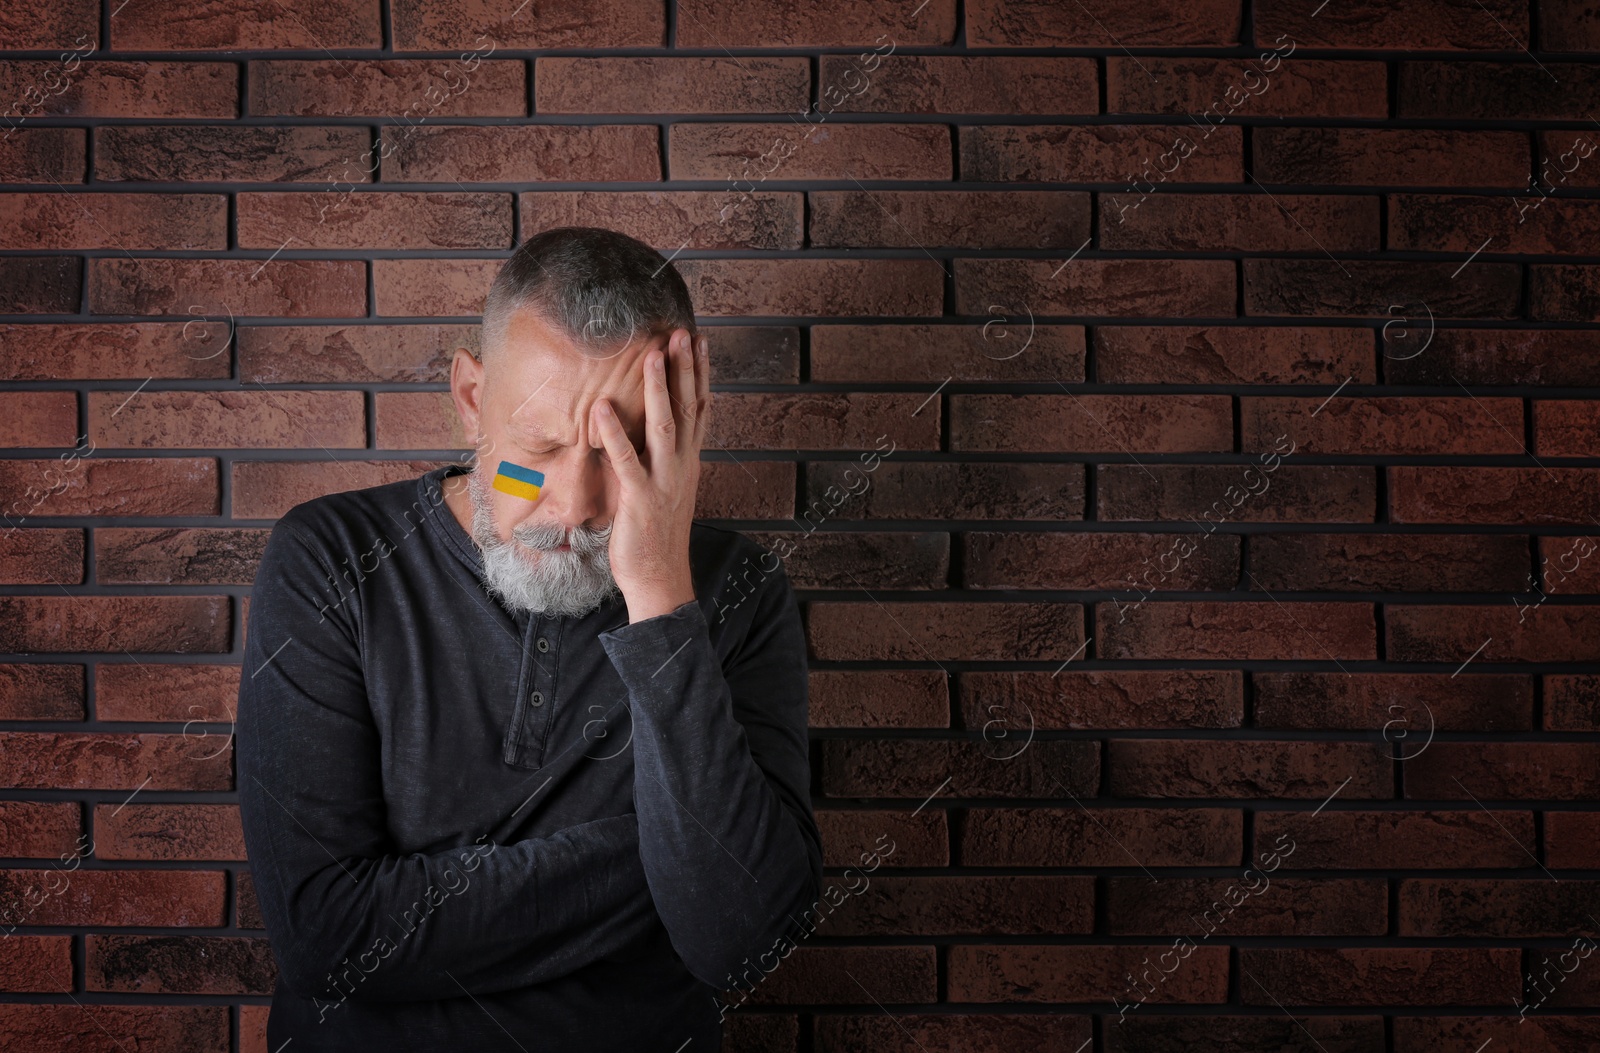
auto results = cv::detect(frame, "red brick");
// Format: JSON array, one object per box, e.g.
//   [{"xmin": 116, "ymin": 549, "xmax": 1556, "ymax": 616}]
[
  {"xmin": 699, "ymin": 327, "xmax": 800, "ymax": 384},
  {"xmin": 0, "ymin": 528, "xmax": 83, "ymax": 585},
  {"xmin": 0, "ymin": 322, "xmax": 233, "ymax": 381},
  {"xmin": 1536, "ymin": 129, "xmax": 1600, "ymax": 188},
  {"xmin": 0, "ymin": 597, "xmax": 228, "ymax": 654},
  {"xmin": 230, "ymin": 459, "xmax": 448, "ymax": 519},
  {"xmin": 736, "ymin": 946, "xmax": 936, "ymax": 1006},
  {"xmin": 961, "ymin": 124, "xmax": 1243, "ymax": 183},
  {"xmin": 819, "ymin": 1015, "xmax": 1091, "ymax": 1053},
  {"xmin": 0, "ymin": 192, "xmax": 226, "ymax": 250},
  {"xmin": 1546, "ymin": 812, "xmax": 1600, "ymax": 867},
  {"xmin": 1387, "ymin": 328, "xmax": 1600, "ymax": 387},
  {"xmin": 0, "ymin": 128, "xmax": 86, "ymax": 184},
  {"xmin": 1098, "ymin": 465, "xmax": 1377, "ymax": 523},
  {"xmin": 238, "ymin": 191, "xmax": 512, "ymax": 250},
  {"xmin": 811, "ymin": 190, "xmax": 1089, "ymax": 249},
  {"xmin": 0, "ymin": 732, "xmax": 231, "ymax": 790},
  {"xmin": 94, "ymin": 804, "xmax": 244, "ymax": 861},
  {"xmin": 1239, "ymin": 948, "xmax": 1519, "ymax": 1005},
  {"xmin": 721, "ymin": 1015, "xmax": 796, "ymax": 1052},
  {"xmin": 372, "ymin": 258, "xmax": 499, "ymax": 316},
  {"xmin": 1107, "ymin": 1017, "xmax": 1383, "ymax": 1053},
  {"xmin": 1399, "ymin": 879, "xmax": 1600, "ymax": 937},
  {"xmin": 87, "ymin": 934, "xmax": 274, "ymax": 994},
  {"xmin": 963, "ymin": 532, "xmax": 1239, "ymax": 590},
  {"xmin": 0, "ymin": 62, "xmax": 237, "ymax": 120},
  {"xmin": 96, "ymin": 527, "xmax": 268, "ymax": 586},
  {"xmin": 373, "ymin": 391, "xmax": 464, "ymax": 450},
  {"xmin": 1104, "ymin": 193, "xmax": 1379, "ymax": 252},
  {"xmin": 0, "ymin": 801, "xmax": 81, "ymax": 858},
  {"xmin": 669, "ymin": 124, "xmax": 949, "ymax": 181},
  {"xmin": 1244, "ymin": 260, "xmax": 1521, "ymax": 318},
  {"xmin": 1405, "ymin": 743, "xmax": 1600, "ymax": 799},
  {"xmin": 0, "ymin": 664, "xmax": 84, "ymax": 721},
  {"xmin": 89, "ymin": 390, "xmax": 365, "ymax": 449},
  {"xmin": 249, "ymin": 59, "xmax": 523, "ymax": 117},
  {"xmin": 1253, "ymin": 672, "xmax": 1533, "ymax": 732},
  {"xmin": 0, "ymin": 0, "xmax": 94, "ymax": 48},
  {"xmin": 1095, "ymin": 325, "xmax": 1374, "ymax": 384},
  {"xmin": 238, "ymin": 324, "xmax": 472, "ymax": 384},
  {"xmin": 0, "ymin": 868, "xmax": 225, "ymax": 926},
  {"xmin": 89, "ymin": 259, "xmax": 366, "ymax": 318},
  {"xmin": 382, "ymin": 126, "xmax": 659, "ymax": 182},
  {"xmin": 1537, "ymin": 400, "xmax": 1600, "ymax": 457},
  {"xmin": 1108, "ymin": 57, "xmax": 1387, "ymax": 118},
  {"xmin": 817, "ymin": 809, "xmax": 948, "ymax": 868},
  {"xmin": 0, "ymin": 934, "xmax": 73, "ymax": 991},
  {"xmin": 809, "ymin": 671, "xmax": 948, "ymax": 729},
  {"xmin": 809, "ymin": 461, "xmax": 1084, "ymax": 521},
  {"xmin": 1393, "ymin": 193, "xmax": 1600, "ymax": 255},
  {"xmin": 969, "ymin": 0, "xmax": 1238, "ymax": 46},
  {"xmin": 675, "ymin": 0, "xmax": 955, "ymax": 46},
  {"xmin": 822, "ymin": 739, "xmax": 1097, "ymax": 798},
  {"xmin": 679, "ymin": 259, "xmax": 944, "ymax": 318},
  {"xmin": 1399, "ymin": 62, "xmax": 1600, "ymax": 120},
  {"xmin": 1547, "ymin": 674, "xmax": 1600, "ymax": 731},
  {"xmin": 95, "ymin": 663, "xmax": 239, "ymax": 723},
  {"xmin": 536, "ymin": 57, "xmax": 807, "ymax": 114},
  {"xmin": 237, "ymin": 872, "xmax": 263, "ymax": 930},
  {"xmin": 1249, "ymin": 533, "xmax": 1530, "ymax": 592},
  {"xmin": 1388, "ymin": 605, "xmax": 1600, "ymax": 662},
  {"xmin": 1395, "ymin": 1016, "xmax": 1600, "ymax": 1052},
  {"xmin": 1391, "ymin": 466, "xmax": 1600, "ymax": 524},
  {"xmin": 0, "ymin": 459, "xmax": 216, "ymax": 521},
  {"xmin": 1105, "ymin": 876, "xmax": 1387, "ymax": 935},
  {"xmin": 0, "ymin": 390, "xmax": 75, "ymax": 449},
  {"xmin": 949, "ymin": 944, "xmax": 1231, "ymax": 1003},
  {"xmin": 94, "ymin": 125, "xmax": 371, "ymax": 183},
  {"xmin": 710, "ymin": 393, "xmax": 941, "ymax": 450},
  {"xmin": 1255, "ymin": 810, "xmax": 1535, "ymax": 869},
  {"xmin": 745, "ymin": 531, "xmax": 948, "ymax": 590},
  {"xmin": 394, "ymin": 0, "xmax": 663, "ymax": 48},
  {"xmin": 1254, "ymin": 127, "xmax": 1531, "ymax": 187},
  {"xmin": 521, "ymin": 190, "xmax": 801, "ymax": 251},
  {"xmin": 117, "ymin": 0, "xmax": 378, "ymax": 49},
  {"xmin": 1257, "ymin": 0, "xmax": 1526, "ymax": 49},
  {"xmin": 808, "ymin": 602, "xmax": 1083, "ymax": 661},
  {"xmin": 695, "ymin": 461, "xmax": 795, "ymax": 520},
  {"xmin": 818, "ymin": 56, "xmax": 1096, "ymax": 114},
  {"xmin": 0, "ymin": 257, "xmax": 79, "ymax": 313},
  {"xmin": 1243, "ymin": 396, "xmax": 1522, "ymax": 455},
  {"xmin": 1540, "ymin": 0, "xmax": 1600, "ymax": 49},
  {"xmin": 955, "ymin": 258, "xmax": 1235, "ymax": 318},
  {"xmin": 1098, "ymin": 601, "xmax": 1376, "ymax": 660},
  {"xmin": 1108, "ymin": 740, "xmax": 1392, "ymax": 798},
  {"xmin": 812, "ymin": 324, "xmax": 1084, "ymax": 383},
  {"xmin": 963, "ymin": 807, "xmax": 1242, "ymax": 867},
  {"xmin": 0, "ymin": 1005, "xmax": 227, "ymax": 1052},
  {"xmin": 1532, "ymin": 263, "xmax": 1600, "ymax": 321},
  {"xmin": 959, "ymin": 670, "xmax": 1244, "ymax": 730},
  {"xmin": 827, "ymin": 876, "xmax": 1093, "ymax": 937},
  {"xmin": 952, "ymin": 394, "xmax": 1232, "ymax": 453}
]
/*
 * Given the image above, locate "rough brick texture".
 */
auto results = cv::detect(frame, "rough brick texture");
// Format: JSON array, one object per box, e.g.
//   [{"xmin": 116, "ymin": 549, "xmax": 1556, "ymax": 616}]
[{"xmin": 0, "ymin": 1, "xmax": 1594, "ymax": 1049}]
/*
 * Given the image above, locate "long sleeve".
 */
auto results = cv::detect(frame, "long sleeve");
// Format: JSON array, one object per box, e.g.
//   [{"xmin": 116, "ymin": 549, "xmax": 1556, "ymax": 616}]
[
  {"xmin": 598, "ymin": 554, "xmax": 822, "ymax": 989},
  {"xmin": 237, "ymin": 519, "xmax": 662, "ymax": 1002}
]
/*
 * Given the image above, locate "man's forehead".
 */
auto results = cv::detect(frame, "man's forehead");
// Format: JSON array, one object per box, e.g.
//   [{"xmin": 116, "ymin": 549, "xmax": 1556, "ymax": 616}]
[{"xmin": 492, "ymin": 319, "xmax": 654, "ymax": 438}]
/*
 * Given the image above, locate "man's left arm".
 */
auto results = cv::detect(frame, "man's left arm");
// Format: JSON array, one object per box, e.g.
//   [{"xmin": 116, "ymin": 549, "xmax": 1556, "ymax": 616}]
[{"xmin": 598, "ymin": 559, "xmax": 820, "ymax": 989}]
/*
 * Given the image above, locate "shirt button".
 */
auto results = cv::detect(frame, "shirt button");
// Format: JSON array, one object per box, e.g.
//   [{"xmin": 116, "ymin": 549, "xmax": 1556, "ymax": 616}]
[
  {"xmin": 535, "ymin": 637, "xmax": 550, "ymax": 653},
  {"xmin": 530, "ymin": 691, "xmax": 544, "ymax": 707}
]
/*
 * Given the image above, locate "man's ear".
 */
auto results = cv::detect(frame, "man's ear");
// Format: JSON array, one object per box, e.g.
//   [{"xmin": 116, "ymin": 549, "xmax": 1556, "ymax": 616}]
[{"xmin": 449, "ymin": 347, "xmax": 484, "ymax": 448}]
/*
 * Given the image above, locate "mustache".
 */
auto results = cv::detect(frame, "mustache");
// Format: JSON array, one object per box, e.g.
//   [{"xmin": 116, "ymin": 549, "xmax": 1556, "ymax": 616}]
[{"xmin": 508, "ymin": 518, "xmax": 611, "ymax": 556}]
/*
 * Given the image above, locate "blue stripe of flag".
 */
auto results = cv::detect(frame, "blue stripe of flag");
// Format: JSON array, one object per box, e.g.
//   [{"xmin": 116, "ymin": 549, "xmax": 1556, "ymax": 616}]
[{"xmin": 495, "ymin": 461, "xmax": 544, "ymax": 486}]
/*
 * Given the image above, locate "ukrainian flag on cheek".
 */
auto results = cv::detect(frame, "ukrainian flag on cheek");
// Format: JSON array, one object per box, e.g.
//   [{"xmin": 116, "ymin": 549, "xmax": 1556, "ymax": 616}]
[{"xmin": 491, "ymin": 460, "xmax": 544, "ymax": 502}]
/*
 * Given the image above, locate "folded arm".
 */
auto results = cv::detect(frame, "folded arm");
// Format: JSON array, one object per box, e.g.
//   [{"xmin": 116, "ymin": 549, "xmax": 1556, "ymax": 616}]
[
  {"xmin": 237, "ymin": 521, "xmax": 659, "ymax": 1002},
  {"xmin": 599, "ymin": 551, "xmax": 822, "ymax": 989}
]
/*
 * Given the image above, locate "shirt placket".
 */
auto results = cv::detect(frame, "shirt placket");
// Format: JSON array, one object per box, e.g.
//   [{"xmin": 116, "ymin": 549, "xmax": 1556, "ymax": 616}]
[{"xmin": 503, "ymin": 611, "xmax": 562, "ymax": 769}]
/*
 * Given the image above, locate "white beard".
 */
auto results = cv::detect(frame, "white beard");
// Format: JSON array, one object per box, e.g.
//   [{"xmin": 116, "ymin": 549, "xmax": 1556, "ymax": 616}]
[{"xmin": 466, "ymin": 467, "xmax": 619, "ymax": 617}]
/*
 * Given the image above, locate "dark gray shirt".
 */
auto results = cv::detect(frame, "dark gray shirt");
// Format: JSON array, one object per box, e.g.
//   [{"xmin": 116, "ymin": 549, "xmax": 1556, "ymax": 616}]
[{"xmin": 237, "ymin": 464, "xmax": 821, "ymax": 1052}]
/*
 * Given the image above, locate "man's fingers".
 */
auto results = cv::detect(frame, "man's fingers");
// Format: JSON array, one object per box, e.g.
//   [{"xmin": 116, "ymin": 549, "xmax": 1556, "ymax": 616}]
[
  {"xmin": 669, "ymin": 328, "xmax": 698, "ymax": 453},
  {"xmin": 692, "ymin": 333, "xmax": 711, "ymax": 450},
  {"xmin": 641, "ymin": 343, "xmax": 676, "ymax": 468},
  {"xmin": 593, "ymin": 398, "xmax": 647, "ymax": 486}
]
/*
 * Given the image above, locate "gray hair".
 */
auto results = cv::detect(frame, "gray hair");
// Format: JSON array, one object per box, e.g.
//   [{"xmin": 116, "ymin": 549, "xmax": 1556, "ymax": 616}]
[{"xmin": 478, "ymin": 226, "xmax": 699, "ymax": 363}]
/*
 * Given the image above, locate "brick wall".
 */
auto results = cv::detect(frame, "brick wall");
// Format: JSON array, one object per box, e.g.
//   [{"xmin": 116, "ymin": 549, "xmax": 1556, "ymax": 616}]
[{"xmin": 2, "ymin": 1, "xmax": 1599, "ymax": 1050}]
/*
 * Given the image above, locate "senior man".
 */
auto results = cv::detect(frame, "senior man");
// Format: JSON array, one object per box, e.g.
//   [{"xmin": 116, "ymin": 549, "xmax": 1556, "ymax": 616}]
[{"xmin": 238, "ymin": 227, "xmax": 821, "ymax": 1051}]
